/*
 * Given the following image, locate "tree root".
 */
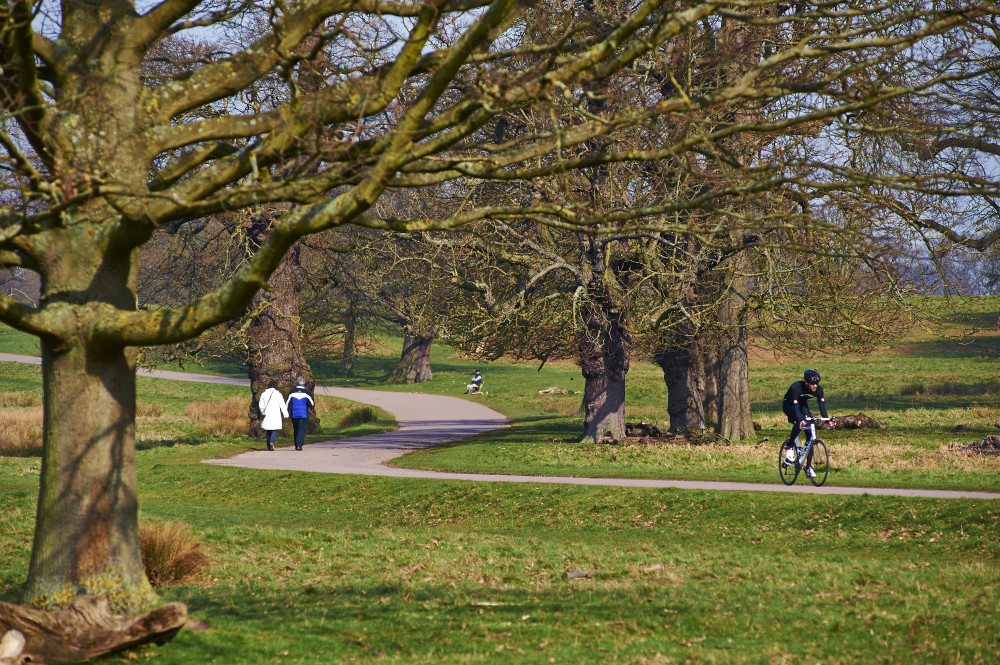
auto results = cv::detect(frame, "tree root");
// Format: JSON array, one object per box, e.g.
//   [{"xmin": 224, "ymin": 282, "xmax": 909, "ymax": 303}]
[{"xmin": 0, "ymin": 596, "xmax": 187, "ymax": 664}]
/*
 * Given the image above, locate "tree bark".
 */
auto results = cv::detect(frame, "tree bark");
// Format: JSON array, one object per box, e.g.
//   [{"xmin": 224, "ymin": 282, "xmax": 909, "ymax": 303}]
[
  {"xmin": 388, "ymin": 327, "xmax": 435, "ymax": 383},
  {"xmin": 246, "ymin": 235, "xmax": 319, "ymax": 438},
  {"xmin": 702, "ymin": 345, "xmax": 719, "ymax": 429},
  {"xmin": 655, "ymin": 338, "xmax": 707, "ymax": 433},
  {"xmin": 341, "ymin": 301, "xmax": 358, "ymax": 374},
  {"xmin": 25, "ymin": 340, "xmax": 156, "ymax": 614},
  {"xmin": 715, "ymin": 261, "xmax": 755, "ymax": 441},
  {"xmin": 579, "ymin": 360, "xmax": 628, "ymax": 443},
  {"xmin": 716, "ymin": 330, "xmax": 754, "ymax": 440},
  {"xmin": 578, "ymin": 288, "xmax": 631, "ymax": 444}
]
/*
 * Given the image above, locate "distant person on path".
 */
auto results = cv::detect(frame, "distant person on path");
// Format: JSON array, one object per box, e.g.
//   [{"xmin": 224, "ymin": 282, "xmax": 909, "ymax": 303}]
[
  {"xmin": 258, "ymin": 384, "xmax": 288, "ymax": 451},
  {"xmin": 782, "ymin": 369, "xmax": 832, "ymax": 460},
  {"xmin": 466, "ymin": 369, "xmax": 484, "ymax": 394},
  {"xmin": 286, "ymin": 377, "xmax": 315, "ymax": 451}
]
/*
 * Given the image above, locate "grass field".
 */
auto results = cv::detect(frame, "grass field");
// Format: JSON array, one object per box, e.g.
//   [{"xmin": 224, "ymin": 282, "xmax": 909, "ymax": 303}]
[{"xmin": 0, "ymin": 296, "xmax": 998, "ymax": 663}]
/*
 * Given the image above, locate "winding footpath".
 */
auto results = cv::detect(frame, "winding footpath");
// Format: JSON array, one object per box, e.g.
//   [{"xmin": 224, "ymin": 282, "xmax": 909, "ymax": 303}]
[{"xmin": 3, "ymin": 352, "xmax": 998, "ymax": 500}]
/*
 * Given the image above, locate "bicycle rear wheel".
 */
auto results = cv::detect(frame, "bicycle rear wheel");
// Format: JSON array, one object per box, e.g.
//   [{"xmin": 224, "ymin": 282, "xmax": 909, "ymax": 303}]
[
  {"xmin": 806, "ymin": 439, "xmax": 829, "ymax": 487},
  {"xmin": 778, "ymin": 439, "xmax": 799, "ymax": 485}
]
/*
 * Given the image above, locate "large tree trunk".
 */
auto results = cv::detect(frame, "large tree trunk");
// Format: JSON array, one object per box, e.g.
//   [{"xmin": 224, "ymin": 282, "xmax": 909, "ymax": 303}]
[
  {"xmin": 716, "ymin": 331, "xmax": 754, "ymax": 440},
  {"xmin": 655, "ymin": 338, "xmax": 706, "ymax": 433},
  {"xmin": 25, "ymin": 341, "xmax": 156, "ymax": 614},
  {"xmin": 388, "ymin": 327, "xmax": 435, "ymax": 383},
  {"xmin": 341, "ymin": 300, "xmax": 358, "ymax": 374},
  {"xmin": 701, "ymin": 345, "xmax": 719, "ymax": 429},
  {"xmin": 246, "ymin": 234, "xmax": 318, "ymax": 438},
  {"xmin": 715, "ymin": 261, "xmax": 755, "ymax": 441},
  {"xmin": 578, "ymin": 285, "xmax": 631, "ymax": 444},
  {"xmin": 579, "ymin": 357, "xmax": 628, "ymax": 443}
]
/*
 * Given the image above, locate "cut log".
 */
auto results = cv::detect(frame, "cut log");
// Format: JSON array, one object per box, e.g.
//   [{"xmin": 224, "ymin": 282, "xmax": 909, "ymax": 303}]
[{"xmin": 0, "ymin": 596, "xmax": 187, "ymax": 664}]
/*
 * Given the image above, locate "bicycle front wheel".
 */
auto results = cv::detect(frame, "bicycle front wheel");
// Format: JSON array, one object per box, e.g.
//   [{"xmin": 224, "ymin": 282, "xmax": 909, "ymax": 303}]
[
  {"xmin": 806, "ymin": 439, "xmax": 829, "ymax": 487},
  {"xmin": 778, "ymin": 439, "xmax": 799, "ymax": 485}
]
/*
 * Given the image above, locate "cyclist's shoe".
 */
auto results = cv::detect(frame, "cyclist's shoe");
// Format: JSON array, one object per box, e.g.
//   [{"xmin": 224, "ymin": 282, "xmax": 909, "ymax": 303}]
[
  {"xmin": 784, "ymin": 448, "xmax": 796, "ymax": 464},
  {"xmin": 805, "ymin": 467, "xmax": 816, "ymax": 479}
]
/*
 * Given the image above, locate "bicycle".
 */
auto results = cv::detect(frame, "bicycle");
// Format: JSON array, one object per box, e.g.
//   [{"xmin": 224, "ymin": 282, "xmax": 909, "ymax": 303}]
[{"xmin": 778, "ymin": 415, "xmax": 832, "ymax": 487}]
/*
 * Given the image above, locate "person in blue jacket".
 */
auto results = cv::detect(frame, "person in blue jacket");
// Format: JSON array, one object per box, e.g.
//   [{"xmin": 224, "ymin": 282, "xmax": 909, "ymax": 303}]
[{"xmin": 285, "ymin": 377, "xmax": 315, "ymax": 451}]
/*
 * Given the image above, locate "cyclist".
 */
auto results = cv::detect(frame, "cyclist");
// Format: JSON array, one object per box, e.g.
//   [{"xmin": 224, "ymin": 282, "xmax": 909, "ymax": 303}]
[{"xmin": 782, "ymin": 369, "xmax": 833, "ymax": 473}]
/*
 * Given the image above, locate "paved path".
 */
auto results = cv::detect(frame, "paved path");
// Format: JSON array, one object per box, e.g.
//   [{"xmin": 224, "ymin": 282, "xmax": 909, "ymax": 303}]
[{"xmin": 3, "ymin": 352, "xmax": 998, "ymax": 499}]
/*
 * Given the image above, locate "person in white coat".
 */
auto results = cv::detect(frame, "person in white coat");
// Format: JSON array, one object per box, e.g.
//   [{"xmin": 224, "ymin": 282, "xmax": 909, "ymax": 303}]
[{"xmin": 258, "ymin": 384, "xmax": 288, "ymax": 451}]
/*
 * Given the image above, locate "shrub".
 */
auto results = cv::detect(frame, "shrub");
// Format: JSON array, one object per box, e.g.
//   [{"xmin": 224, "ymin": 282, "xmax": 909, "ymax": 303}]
[
  {"xmin": 337, "ymin": 405, "xmax": 377, "ymax": 428},
  {"xmin": 139, "ymin": 520, "xmax": 211, "ymax": 587},
  {"xmin": 184, "ymin": 396, "xmax": 247, "ymax": 436},
  {"xmin": 0, "ymin": 406, "xmax": 43, "ymax": 457}
]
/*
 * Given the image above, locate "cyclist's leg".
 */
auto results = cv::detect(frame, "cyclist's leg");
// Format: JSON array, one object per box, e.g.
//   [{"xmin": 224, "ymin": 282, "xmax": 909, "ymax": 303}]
[{"xmin": 785, "ymin": 419, "xmax": 801, "ymax": 463}]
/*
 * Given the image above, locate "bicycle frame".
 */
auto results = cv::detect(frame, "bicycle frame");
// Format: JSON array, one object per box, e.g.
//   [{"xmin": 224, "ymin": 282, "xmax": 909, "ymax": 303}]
[
  {"xmin": 780, "ymin": 415, "xmax": 833, "ymax": 487},
  {"xmin": 796, "ymin": 416, "xmax": 830, "ymax": 463}
]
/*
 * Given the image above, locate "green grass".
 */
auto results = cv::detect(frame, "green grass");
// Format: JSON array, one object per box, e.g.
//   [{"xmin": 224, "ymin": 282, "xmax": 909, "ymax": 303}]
[
  {"xmin": 2, "ymin": 463, "xmax": 997, "ymax": 664},
  {"xmin": 0, "ymin": 326, "xmax": 40, "ymax": 356},
  {"xmin": 0, "ymin": 297, "xmax": 998, "ymax": 663}
]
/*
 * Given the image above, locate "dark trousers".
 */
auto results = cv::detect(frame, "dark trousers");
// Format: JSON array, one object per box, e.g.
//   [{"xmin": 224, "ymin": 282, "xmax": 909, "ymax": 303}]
[
  {"xmin": 265, "ymin": 430, "xmax": 278, "ymax": 448},
  {"xmin": 788, "ymin": 421, "xmax": 803, "ymax": 444},
  {"xmin": 292, "ymin": 418, "xmax": 307, "ymax": 449},
  {"xmin": 783, "ymin": 401, "xmax": 808, "ymax": 443}
]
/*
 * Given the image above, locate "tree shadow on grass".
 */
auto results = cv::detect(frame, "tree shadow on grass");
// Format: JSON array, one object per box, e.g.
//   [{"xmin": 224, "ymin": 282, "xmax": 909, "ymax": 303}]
[
  {"xmin": 136, "ymin": 437, "xmax": 213, "ymax": 452},
  {"xmin": 176, "ymin": 582, "xmax": 635, "ymax": 660}
]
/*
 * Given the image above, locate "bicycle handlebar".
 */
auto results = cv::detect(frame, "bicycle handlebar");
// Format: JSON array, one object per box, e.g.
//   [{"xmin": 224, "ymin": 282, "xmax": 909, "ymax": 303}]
[{"xmin": 803, "ymin": 415, "xmax": 834, "ymax": 422}]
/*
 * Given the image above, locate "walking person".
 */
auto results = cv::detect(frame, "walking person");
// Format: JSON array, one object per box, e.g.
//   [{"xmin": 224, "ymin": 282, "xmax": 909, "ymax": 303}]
[
  {"xmin": 258, "ymin": 383, "xmax": 288, "ymax": 451},
  {"xmin": 286, "ymin": 377, "xmax": 315, "ymax": 451}
]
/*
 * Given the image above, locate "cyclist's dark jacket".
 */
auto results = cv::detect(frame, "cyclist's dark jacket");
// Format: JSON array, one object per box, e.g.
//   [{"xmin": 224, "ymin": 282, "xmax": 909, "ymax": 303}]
[{"xmin": 782, "ymin": 381, "xmax": 828, "ymax": 423}]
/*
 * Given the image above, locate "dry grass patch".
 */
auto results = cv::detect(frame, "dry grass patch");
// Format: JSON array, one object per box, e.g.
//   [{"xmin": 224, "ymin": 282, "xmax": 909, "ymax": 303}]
[
  {"xmin": 184, "ymin": 395, "xmax": 247, "ymax": 436},
  {"xmin": 593, "ymin": 438, "xmax": 1000, "ymax": 476},
  {"xmin": 0, "ymin": 405, "xmax": 42, "ymax": 456},
  {"xmin": 0, "ymin": 391, "xmax": 39, "ymax": 408},
  {"xmin": 136, "ymin": 401, "xmax": 163, "ymax": 418},
  {"xmin": 737, "ymin": 440, "xmax": 1000, "ymax": 473},
  {"xmin": 139, "ymin": 520, "xmax": 212, "ymax": 587},
  {"xmin": 753, "ymin": 413, "xmax": 789, "ymax": 430}
]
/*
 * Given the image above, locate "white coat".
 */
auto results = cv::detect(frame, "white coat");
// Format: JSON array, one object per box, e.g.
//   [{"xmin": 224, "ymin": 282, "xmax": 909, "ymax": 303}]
[{"xmin": 258, "ymin": 387, "xmax": 288, "ymax": 431}]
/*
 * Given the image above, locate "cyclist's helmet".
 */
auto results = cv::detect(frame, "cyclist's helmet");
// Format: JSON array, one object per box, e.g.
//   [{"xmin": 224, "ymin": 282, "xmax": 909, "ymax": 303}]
[{"xmin": 803, "ymin": 369, "xmax": 821, "ymax": 385}]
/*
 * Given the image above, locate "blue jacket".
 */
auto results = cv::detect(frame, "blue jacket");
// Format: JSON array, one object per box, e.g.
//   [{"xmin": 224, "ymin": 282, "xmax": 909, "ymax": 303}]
[{"xmin": 285, "ymin": 384, "xmax": 314, "ymax": 419}]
